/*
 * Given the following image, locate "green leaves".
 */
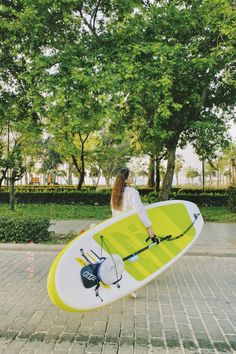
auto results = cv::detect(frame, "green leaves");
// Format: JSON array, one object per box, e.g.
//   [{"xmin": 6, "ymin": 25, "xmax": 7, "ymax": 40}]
[{"xmin": 1, "ymin": 0, "xmax": 235, "ymax": 196}]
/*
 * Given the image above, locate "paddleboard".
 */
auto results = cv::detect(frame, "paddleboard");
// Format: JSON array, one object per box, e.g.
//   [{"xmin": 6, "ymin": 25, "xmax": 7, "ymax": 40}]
[{"xmin": 47, "ymin": 200, "xmax": 204, "ymax": 312}]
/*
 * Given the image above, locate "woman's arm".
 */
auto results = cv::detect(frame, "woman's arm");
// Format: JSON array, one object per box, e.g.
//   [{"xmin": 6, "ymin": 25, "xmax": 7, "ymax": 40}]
[{"xmin": 131, "ymin": 189, "xmax": 155, "ymax": 238}]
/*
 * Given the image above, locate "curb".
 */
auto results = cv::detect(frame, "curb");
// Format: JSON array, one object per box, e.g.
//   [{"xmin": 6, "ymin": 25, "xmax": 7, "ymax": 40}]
[{"xmin": 0, "ymin": 243, "xmax": 64, "ymax": 252}]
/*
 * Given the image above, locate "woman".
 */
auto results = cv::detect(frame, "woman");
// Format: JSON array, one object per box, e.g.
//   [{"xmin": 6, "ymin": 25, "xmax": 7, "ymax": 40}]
[{"xmin": 111, "ymin": 167, "xmax": 156, "ymax": 299}]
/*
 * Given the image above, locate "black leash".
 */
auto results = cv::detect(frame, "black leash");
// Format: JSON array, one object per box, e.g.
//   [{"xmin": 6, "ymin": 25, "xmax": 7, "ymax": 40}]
[
  {"xmin": 122, "ymin": 234, "xmax": 172, "ymax": 261},
  {"xmin": 123, "ymin": 213, "xmax": 200, "ymax": 262},
  {"xmin": 165, "ymin": 212, "xmax": 200, "ymax": 241}
]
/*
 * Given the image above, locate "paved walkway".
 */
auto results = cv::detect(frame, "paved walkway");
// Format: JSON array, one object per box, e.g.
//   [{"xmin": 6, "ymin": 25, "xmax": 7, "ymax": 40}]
[{"xmin": 0, "ymin": 222, "xmax": 235, "ymax": 353}]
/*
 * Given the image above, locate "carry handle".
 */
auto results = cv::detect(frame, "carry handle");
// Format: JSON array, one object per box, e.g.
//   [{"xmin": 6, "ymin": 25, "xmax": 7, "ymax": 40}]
[{"xmin": 145, "ymin": 234, "xmax": 172, "ymax": 243}]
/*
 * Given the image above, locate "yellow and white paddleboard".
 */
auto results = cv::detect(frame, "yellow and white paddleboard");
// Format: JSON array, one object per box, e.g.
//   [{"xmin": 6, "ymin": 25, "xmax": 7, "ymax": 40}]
[{"xmin": 47, "ymin": 200, "xmax": 204, "ymax": 312}]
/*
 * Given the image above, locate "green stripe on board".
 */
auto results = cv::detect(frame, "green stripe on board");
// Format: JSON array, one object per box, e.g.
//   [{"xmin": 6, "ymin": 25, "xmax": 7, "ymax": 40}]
[
  {"xmin": 94, "ymin": 231, "xmax": 174, "ymax": 281},
  {"xmin": 94, "ymin": 232, "xmax": 150, "ymax": 280},
  {"xmin": 93, "ymin": 203, "xmax": 196, "ymax": 281}
]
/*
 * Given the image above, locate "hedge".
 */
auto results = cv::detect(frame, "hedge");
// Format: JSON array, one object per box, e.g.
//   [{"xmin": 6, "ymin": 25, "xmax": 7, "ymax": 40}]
[
  {"xmin": 0, "ymin": 191, "xmax": 111, "ymax": 205},
  {"xmin": 172, "ymin": 194, "xmax": 228, "ymax": 207},
  {"xmin": 228, "ymin": 186, "xmax": 236, "ymax": 212},
  {"xmin": 0, "ymin": 189, "xmax": 231, "ymax": 207},
  {"xmin": 177, "ymin": 188, "xmax": 228, "ymax": 195},
  {"xmin": 144, "ymin": 192, "xmax": 229, "ymax": 207},
  {"xmin": 0, "ymin": 185, "xmax": 96, "ymax": 193},
  {"xmin": 0, "ymin": 185, "xmax": 228, "ymax": 194},
  {"xmin": 0, "ymin": 216, "xmax": 52, "ymax": 243}
]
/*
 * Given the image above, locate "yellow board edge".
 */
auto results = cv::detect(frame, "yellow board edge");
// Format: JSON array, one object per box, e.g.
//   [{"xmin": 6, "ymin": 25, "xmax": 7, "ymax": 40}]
[
  {"xmin": 47, "ymin": 218, "xmax": 112, "ymax": 312},
  {"xmin": 47, "ymin": 202, "xmax": 199, "ymax": 312},
  {"xmin": 47, "ymin": 236, "xmax": 86, "ymax": 312}
]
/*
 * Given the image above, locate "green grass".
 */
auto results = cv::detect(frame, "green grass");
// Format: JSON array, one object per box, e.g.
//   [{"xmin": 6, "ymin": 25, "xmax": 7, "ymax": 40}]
[
  {"xmin": 0, "ymin": 203, "xmax": 112, "ymax": 220},
  {"xmin": 0, "ymin": 203, "xmax": 236, "ymax": 223},
  {"xmin": 200, "ymin": 206, "xmax": 236, "ymax": 223}
]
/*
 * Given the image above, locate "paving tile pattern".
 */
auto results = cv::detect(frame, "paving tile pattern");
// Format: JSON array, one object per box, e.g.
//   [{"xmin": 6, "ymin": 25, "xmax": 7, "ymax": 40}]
[{"xmin": 0, "ymin": 247, "xmax": 235, "ymax": 353}]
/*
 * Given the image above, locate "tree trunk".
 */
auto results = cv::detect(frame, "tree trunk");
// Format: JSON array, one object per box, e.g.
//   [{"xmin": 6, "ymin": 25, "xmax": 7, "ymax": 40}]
[
  {"xmin": 0, "ymin": 177, "xmax": 4, "ymax": 190},
  {"xmin": 159, "ymin": 145, "xmax": 177, "ymax": 201},
  {"xmin": 9, "ymin": 177, "xmax": 15, "ymax": 211},
  {"xmin": 25, "ymin": 172, "xmax": 28, "ymax": 185},
  {"xmin": 71, "ymin": 155, "xmax": 83, "ymax": 190},
  {"xmin": 202, "ymin": 159, "xmax": 205, "ymax": 192},
  {"xmin": 77, "ymin": 171, "xmax": 84, "ymax": 190},
  {"xmin": 147, "ymin": 155, "xmax": 155, "ymax": 188},
  {"xmin": 52, "ymin": 172, "xmax": 56, "ymax": 185},
  {"xmin": 77, "ymin": 145, "xmax": 85, "ymax": 190},
  {"xmin": 175, "ymin": 172, "xmax": 179, "ymax": 187},
  {"xmin": 93, "ymin": 175, "xmax": 100, "ymax": 187},
  {"xmin": 67, "ymin": 163, "xmax": 73, "ymax": 185},
  {"xmin": 77, "ymin": 132, "xmax": 90, "ymax": 190},
  {"xmin": 105, "ymin": 177, "xmax": 110, "ymax": 187},
  {"xmin": 155, "ymin": 157, "xmax": 160, "ymax": 193},
  {"xmin": 232, "ymin": 160, "xmax": 236, "ymax": 185},
  {"xmin": 0, "ymin": 168, "xmax": 8, "ymax": 190}
]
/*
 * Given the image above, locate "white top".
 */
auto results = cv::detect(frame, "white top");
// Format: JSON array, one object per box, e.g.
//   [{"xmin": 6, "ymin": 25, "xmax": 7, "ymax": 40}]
[{"xmin": 111, "ymin": 187, "xmax": 152, "ymax": 228}]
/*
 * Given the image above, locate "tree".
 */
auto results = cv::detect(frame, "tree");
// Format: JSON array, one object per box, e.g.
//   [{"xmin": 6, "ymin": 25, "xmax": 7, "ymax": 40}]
[
  {"xmin": 0, "ymin": 107, "xmax": 41, "ymax": 209},
  {"xmin": 101, "ymin": 0, "xmax": 236, "ymax": 200},
  {"xmin": 1, "ymin": 0, "xmax": 45, "ymax": 207},
  {"xmin": 174, "ymin": 155, "xmax": 184, "ymax": 187},
  {"xmin": 222, "ymin": 143, "xmax": 236, "ymax": 185},
  {"xmin": 190, "ymin": 113, "xmax": 230, "ymax": 190},
  {"xmin": 185, "ymin": 167, "xmax": 200, "ymax": 185},
  {"xmin": 37, "ymin": 138, "xmax": 64, "ymax": 184},
  {"xmin": 37, "ymin": 10, "xmax": 110, "ymax": 188},
  {"xmin": 5, "ymin": 146, "xmax": 26, "ymax": 211},
  {"xmin": 1, "ymin": 0, "xmax": 105, "ymax": 190},
  {"xmin": 212, "ymin": 155, "xmax": 229, "ymax": 187},
  {"xmin": 2, "ymin": 0, "xmax": 235, "ymax": 199},
  {"xmin": 128, "ymin": 157, "xmax": 148, "ymax": 186},
  {"xmin": 89, "ymin": 165, "xmax": 101, "ymax": 187},
  {"xmin": 205, "ymin": 163, "xmax": 217, "ymax": 187},
  {"xmin": 0, "ymin": 125, "xmax": 38, "ymax": 210},
  {"xmin": 90, "ymin": 131, "xmax": 132, "ymax": 186}
]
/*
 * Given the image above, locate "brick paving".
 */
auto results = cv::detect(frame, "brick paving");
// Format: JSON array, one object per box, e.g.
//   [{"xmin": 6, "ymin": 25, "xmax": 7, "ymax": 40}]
[{"xmin": 0, "ymin": 222, "xmax": 235, "ymax": 353}]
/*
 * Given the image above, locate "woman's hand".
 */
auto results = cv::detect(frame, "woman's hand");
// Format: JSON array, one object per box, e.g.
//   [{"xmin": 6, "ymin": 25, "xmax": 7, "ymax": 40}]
[
  {"xmin": 147, "ymin": 226, "xmax": 155, "ymax": 238},
  {"xmin": 145, "ymin": 226, "xmax": 159, "ymax": 243}
]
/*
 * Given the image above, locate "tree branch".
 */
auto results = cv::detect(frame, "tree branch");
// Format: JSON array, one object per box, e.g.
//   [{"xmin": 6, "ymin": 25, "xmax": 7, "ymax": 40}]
[
  {"xmin": 78, "ymin": 132, "xmax": 90, "ymax": 144},
  {"xmin": 78, "ymin": 8, "xmax": 100, "ymax": 39},
  {"xmin": 1, "ymin": 0, "xmax": 22, "ymax": 11},
  {"xmin": 71, "ymin": 154, "xmax": 81, "ymax": 174},
  {"xmin": 91, "ymin": 0, "xmax": 101, "ymax": 30}
]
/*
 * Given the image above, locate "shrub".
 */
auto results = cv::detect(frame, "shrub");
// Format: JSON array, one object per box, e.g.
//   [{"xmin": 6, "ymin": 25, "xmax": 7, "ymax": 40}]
[
  {"xmin": 0, "ymin": 189, "xmax": 229, "ymax": 207},
  {"xmin": 143, "ymin": 192, "xmax": 159, "ymax": 204},
  {"xmin": 137, "ymin": 188, "xmax": 155, "ymax": 196},
  {"xmin": 95, "ymin": 188, "xmax": 112, "ymax": 194},
  {"xmin": 228, "ymin": 186, "xmax": 236, "ymax": 212},
  {"xmin": 0, "ymin": 191, "xmax": 111, "ymax": 205},
  {"xmin": 178, "ymin": 188, "xmax": 228, "ymax": 195},
  {"xmin": 171, "ymin": 187, "xmax": 181, "ymax": 194},
  {"xmin": 0, "ymin": 216, "xmax": 52, "ymax": 243},
  {"xmin": 0, "ymin": 185, "xmax": 97, "ymax": 193},
  {"xmin": 144, "ymin": 192, "xmax": 228, "ymax": 207},
  {"xmin": 172, "ymin": 194, "xmax": 228, "ymax": 207}
]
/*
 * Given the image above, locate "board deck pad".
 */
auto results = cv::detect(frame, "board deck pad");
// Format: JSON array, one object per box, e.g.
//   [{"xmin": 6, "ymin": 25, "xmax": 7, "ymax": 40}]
[
  {"xmin": 93, "ymin": 203, "xmax": 195, "ymax": 281},
  {"xmin": 47, "ymin": 200, "xmax": 204, "ymax": 312}
]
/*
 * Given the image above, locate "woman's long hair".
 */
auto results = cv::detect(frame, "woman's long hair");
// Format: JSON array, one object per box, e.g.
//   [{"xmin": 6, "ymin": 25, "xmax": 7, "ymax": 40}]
[{"xmin": 111, "ymin": 168, "xmax": 129, "ymax": 211}]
